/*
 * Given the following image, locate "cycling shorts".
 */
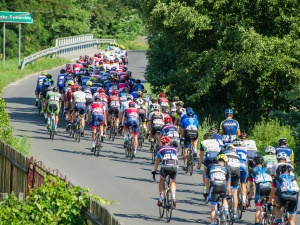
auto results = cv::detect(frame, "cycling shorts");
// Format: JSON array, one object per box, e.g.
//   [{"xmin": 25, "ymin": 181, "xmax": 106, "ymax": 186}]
[
  {"xmin": 125, "ymin": 117, "xmax": 139, "ymax": 136},
  {"xmin": 230, "ymin": 167, "xmax": 240, "ymax": 189},
  {"xmin": 208, "ymin": 182, "xmax": 227, "ymax": 205},
  {"xmin": 42, "ymin": 90, "xmax": 48, "ymax": 99},
  {"xmin": 35, "ymin": 86, "xmax": 42, "ymax": 93},
  {"xmin": 255, "ymin": 183, "xmax": 272, "ymax": 207},
  {"xmin": 240, "ymin": 164, "xmax": 248, "ymax": 183},
  {"xmin": 203, "ymin": 151, "xmax": 219, "ymax": 168},
  {"xmin": 109, "ymin": 107, "xmax": 119, "ymax": 117},
  {"xmin": 47, "ymin": 103, "xmax": 59, "ymax": 114},
  {"xmin": 160, "ymin": 161, "xmax": 178, "ymax": 180},
  {"xmin": 276, "ymin": 193, "xmax": 298, "ymax": 214},
  {"xmin": 151, "ymin": 125, "xmax": 162, "ymax": 135},
  {"xmin": 74, "ymin": 102, "xmax": 87, "ymax": 116},
  {"xmin": 91, "ymin": 113, "xmax": 104, "ymax": 129},
  {"xmin": 58, "ymin": 85, "xmax": 64, "ymax": 93},
  {"xmin": 184, "ymin": 130, "xmax": 198, "ymax": 148},
  {"xmin": 138, "ymin": 109, "xmax": 147, "ymax": 122}
]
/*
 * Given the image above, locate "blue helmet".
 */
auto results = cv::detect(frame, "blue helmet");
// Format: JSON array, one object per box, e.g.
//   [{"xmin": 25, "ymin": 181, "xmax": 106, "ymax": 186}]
[
  {"xmin": 186, "ymin": 110, "xmax": 195, "ymax": 117},
  {"xmin": 225, "ymin": 108, "xmax": 233, "ymax": 115}
]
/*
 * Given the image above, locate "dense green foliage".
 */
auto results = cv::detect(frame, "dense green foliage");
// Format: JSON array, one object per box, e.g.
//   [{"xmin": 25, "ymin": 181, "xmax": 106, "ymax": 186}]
[
  {"xmin": 0, "ymin": 177, "xmax": 114, "ymax": 224},
  {"xmin": 142, "ymin": 0, "xmax": 300, "ymax": 165},
  {"xmin": 0, "ymin": 0, "xmax": 146, "ymax": 59}
]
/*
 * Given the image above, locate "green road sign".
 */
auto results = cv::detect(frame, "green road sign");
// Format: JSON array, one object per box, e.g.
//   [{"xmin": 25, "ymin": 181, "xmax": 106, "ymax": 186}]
[{"xmin": 0, "ymin": 11, "xmax": 33, "ymax": 24}]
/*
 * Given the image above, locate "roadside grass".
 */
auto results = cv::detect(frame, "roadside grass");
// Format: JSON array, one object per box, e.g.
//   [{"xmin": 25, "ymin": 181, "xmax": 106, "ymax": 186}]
[
  {"xmin": 118, "ymin": 38, "xmax": 148, "ymax": 50},
  {"xmin": 0, "ymin": 57, "xmax": 69, "ymax": 93}
]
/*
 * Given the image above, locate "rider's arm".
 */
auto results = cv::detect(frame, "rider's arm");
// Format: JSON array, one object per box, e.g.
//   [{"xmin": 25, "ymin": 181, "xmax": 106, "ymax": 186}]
[
  {"xmin": 248, "ymin": 177, "xmax": 254, "ymax": 199},
  {"xmin": 205, "ymin": 168, "xmax": 210, "ymax": 194},
  {"xmin": 219, "ymin": 122, "xmax": 223, "ymax": 136},
  {"xmin": 291, "ymin": 150, "xmax": 294, "ymax": 167},
  {"xmin": 236, "ymin": 121, "xmax": 241, "ymax": 136}
]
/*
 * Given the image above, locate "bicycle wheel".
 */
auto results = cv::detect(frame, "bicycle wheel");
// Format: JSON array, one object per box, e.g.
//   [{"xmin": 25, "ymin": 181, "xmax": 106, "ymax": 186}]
[
  {"xmin": 51, "ymin": 117, "xmax": 55, "ymax": 141},
  {"xmin": 188, "ymin": 151, "xmax": 193, "ymax": 175},
  {"xmin": 227, "ymin": 196, "xmax": 234, "ymax": 225},
  {"xmin": 129, "ymin": 138, "xmax": 134, "ymax": 160},
  {"xmin": 237, "ymin": 188, "xmax": 243, "ymax": 219},
  {"xmin": 77, "ymin": 124, "xmax": 81, "ymax": 143},
  {"xmin": 165, "ymin": 189, "xmax": 173, "ymax": 222},
  {"xmin": 112, "ymin": 120, "xmax": 116, "ymax": 141},
  {"xmin": 152, "ymin": 144, "xmax": 156, "ymax": 164},
  {"xmin": 96, "ymin": 134, "xmax": 101, "ymax": 156}
]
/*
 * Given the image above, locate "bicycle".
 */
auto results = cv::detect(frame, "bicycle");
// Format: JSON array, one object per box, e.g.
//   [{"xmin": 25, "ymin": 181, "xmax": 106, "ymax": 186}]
[
  {"xmin": 152, "ymin": 131, "xmax": 160, "ymax": 164},
  {"xmin": 237, "ymin": 185, "xmax": 243, "ymax": 220},
  {"xmin": 94, "ymin": 122, "xmax": 104, "ymax": 157},
  {"xmin": 186, "ymin": 145, "xmax": 194, "ymax": 176},
  {"xmin": 74, "ymin": 113, "xmax": 82, "ymax": 143},
  {"xmin": 37, "ymin": 93, "xmax": 43, "ymax": 116},
  {"xmin": 281, "ymin": 201, "xmax": 291, "ymax": 225},
  {"xmin": 259, "ymin": 197, "xmax": 273, "ymax": 225},
  {"xmin": 125, "ymin": 125, "xmax": 134, "ymax": 160},
  {"xmin": 109, "ymin": 112, "xmax": 117, "ymax": 141},
  {"xmin": 47, "ymin": 104, "xmax": 57, "ymax": 140},
  {"xmin": 152, "ymin": 171, "xmax": 174, "ymax": 222},
  {"xmin": 216, "ymin": 193, "xmax": 233, "ymax": 225},
  {"xmin": 138, "ymin": 118, "xmax": 145, "ymax": 148}
]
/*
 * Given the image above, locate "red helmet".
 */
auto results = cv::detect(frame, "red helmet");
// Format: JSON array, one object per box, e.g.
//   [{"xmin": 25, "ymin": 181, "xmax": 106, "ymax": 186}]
[
  {"xmin": 159, "ymin": 92, "xmax": 166, "ymax": 98},
  {"xmin": 161, "ymin": 136, "xmax": 170, "ymax": 143},
  {"xmin": 112, "ymin": 90, "xmax": 118, "ymax": 95},
  {"xmin": 164, "ymin": 117, "xmax": 172, "ymax": 124},
  {"xmin": 98, "ymin": 88, "xmax": 105, "ymax": 93}
]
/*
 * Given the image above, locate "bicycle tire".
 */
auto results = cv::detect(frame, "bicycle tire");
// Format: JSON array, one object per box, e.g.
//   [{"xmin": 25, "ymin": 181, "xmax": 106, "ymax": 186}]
[
  {"xmin": 96, "ymin": 134, "xmax": 101, "ymax": 156},
  {"xmin": 51, "ymin": 118, "xmax": 55, "ymax": 141},
  {"xmin": 77, "ymin": 123, "xmax": 81, "ymax": 143},
  {"xmin": 152, "ymin": 145, "xmax": 156, "ymax": 164},
  {"xmin": 159, "ymin": 198, "xmax": 165, "ymax": 218},
  {"xmin": 227, "ymin": 196, "xmax": 234, "ymax": 225},
  {"xmin": 129, "ymin": 138, "xmax": 134, "ymax": 160},
  {"xmin": 112, "ymin": 119, "xmax": 116, "ymax": 141},
  {"xmin": 165, "ymin": 189, "xmax": 173, "ymax": 222},
  {"xmin": 237, "ymin": 188, "xmax": 243, "ymax": 219}
]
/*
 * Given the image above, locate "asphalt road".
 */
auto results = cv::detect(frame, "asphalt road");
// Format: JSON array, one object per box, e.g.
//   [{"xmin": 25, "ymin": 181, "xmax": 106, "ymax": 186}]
[{"xmin": 2, "ymin": 49, "xmax": 299, "ymax": 225}]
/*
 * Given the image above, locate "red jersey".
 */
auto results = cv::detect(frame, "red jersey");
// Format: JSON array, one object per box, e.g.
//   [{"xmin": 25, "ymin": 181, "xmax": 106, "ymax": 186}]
[
  {"xmin": 109, "ymin": 95, "xmax": 120, "ymax": 108},
  {"xmin": 66, "ymin": 89, "xmax": 73, "ymax": 101},
  {"xmin": 91, "ymin": 102, "xmax": 106, "ymax": 115},
  {"xmin": 73, "ymin": 63, "xmax": 82, "ymax": 73},
  {"xmin": 118, "ymin": 83, "xmax": 127, "ymax": 89},
  {"xmin": 124, "ymin": 108, "xmax": 139, "ymax": 118},
  {"xmin": 159, "ymin": 97, "xmax": 169, "ymax": 108}
]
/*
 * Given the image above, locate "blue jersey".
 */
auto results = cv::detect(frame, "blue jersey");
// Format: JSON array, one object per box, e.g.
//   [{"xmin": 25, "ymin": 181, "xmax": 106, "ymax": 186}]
[
  {"xmin": 181, "ymin": 117, "xmax": 199, "ymax": 131},
  {"xmin": 275, "ymin": 146, "xmax": 293, "ymax": 164},
  {"xmin": 181, "ymin": 113, "xmax": 198, "ymax": 121},
  {"xmin": 36, "ymin": 75, "xmax": 46, "ymax": 92},
  {"xmin": 212, "ymin": 133, "xmax": 224, "ymax": 149},
  {"xmin": 156, "ymin": 145, "xmax": 178, "ymax": 161},
  {"xmin": 161, "ymin": 124, "xmax": 179, "ymax": 138},
  {"xmin": 249, "ymin": 166, "xmax": 272, "ymax": 195},
  {"xmin": 133, "ymin": 84, "xmax": 144, "ymax": 92},
  {"xmin": 57, "ymin": 74, "xmax": 66, "ymax": 87},
  {"xmin": 235, "ymin": 147, "xmax": 247, "ymax": 164},
  {"xmin": 81, "ymin": 76, "xmax": 90, "ymax": 89},
  {"xmin": 131, "ymin": 91, "xmax": 137, "ymax": 100},
  {"xmin": 119, "ymin": 92, "xmax": 127, "ymax": 102},
  {"xmin": 219, "ymin": 118, "xmax": 240, "ymax": 142}
]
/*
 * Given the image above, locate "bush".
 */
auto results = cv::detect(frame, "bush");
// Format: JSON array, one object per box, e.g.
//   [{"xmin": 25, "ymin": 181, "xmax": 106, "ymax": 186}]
[{"xmin": 198, "ymin": 116, "xmax": 218, "ymax": 148}]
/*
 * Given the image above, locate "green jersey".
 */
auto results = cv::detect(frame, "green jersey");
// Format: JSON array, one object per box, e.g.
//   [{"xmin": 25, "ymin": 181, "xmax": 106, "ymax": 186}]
[
  {"xmin": 263, "ymin": 155, "xmax": 277, "ymax": 170},
  {"xmin": 47, "ymin": 92, "xmax": 61, "ymax": 104}
]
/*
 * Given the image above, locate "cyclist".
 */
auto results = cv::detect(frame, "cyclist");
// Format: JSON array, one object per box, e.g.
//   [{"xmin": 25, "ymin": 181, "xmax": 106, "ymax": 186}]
[
  {"xmin": 174, "ymin": 101, "xmax": 185, "ymax": 128},
  {"xmin": 158, "ymin": 92, "xmax": 169, "ymax": 111},
  {"xmin": 244, "ymin": 139, "xmax": 258, "ymax": 170},
  {"xmin": 239, "ymin": 132, "xmax": 248, "ymax": 141},
  {"xmin": 263, "ymin": 146, "xmax": 277, "ymax": 171},
  {"xmin": 232, "ymin": 138, "xmax": 248, "ymax": 211},
  {"xmin": 209, "ymin": 127, "xmax": 224, "ymax": 150},
  {"xmin": 206, "ymin": 154, "xmax": 231, "ymax": 225},
  {"xmin": 248, "ymin": 156, "xmax": 273, "ymax": 225},
  {"xmin": 34, "ymin": 71, "xmax": 46, "ymax": 106},
  {"xmin": 41, "ymin": 73, "xmax": 54, "ymax": 116},
  {"xmin": 57, "ymin": 69, "xmax": 67, "ymax": 94},
  {"xmin": 65, "ymin": 81, "xmax": 75, "ymax": 131},
  {"xmin": 160, "ymin": 117, "xmax": 180, "ymax": 148},
  {"xmin": 149, "ymin": 97, "xmax": 159, "ymax": 113},
  {"xmin": 220, "ymin": 145, "xmax": 240, "ymax": 221},
  {"xmin": 108, "ymin": 90, "xmax": 120, "ymax": 131},
  {"xmin": 170, "ymin": 96, "xmax": 179, "ymax": 122},
  {"xmin": 71, "ymin": 86, "xmax": 86, "ymax": 137},
  {"xmin": 268, "ymin": 164, "xmax": 298, "ymax": 225},
  {"xmin": 181, "ymin": 109, "xmax": 199, "ymax": 171},
  {"xmin": 197, "ymin": 132, "xmax": 221, "ymax": 195},
  {"xmin": 152, "ymin": 136, "xmax": 178, "ymax": 208},
  {"xmin": 84, "ymin": 81, "xmax": 93, "ymax": 124},
  {"xmin": 46, "ymin": 86, "xmax": 61, "ymax": 132},
  {"xmin": 123, "ymin": 101, "xmax": 139, "ymax": 156},
  {"xmin": 275, "ymin": 137, "xmax": 294, "ymax": 166},
  {"xmin": 132, "ymin": 79, "xmax": 144, "ymax": 92},
  {"xmin": 147, "ymin": 103, "xmax": 164, "ymax": 151},
  {"xmin": 271, "ymin": 152, "xmax": 293, "ymax": 177},
  {"xmin": 135, "ymin": 91, "xmax": 148, "ymax": 134},
  {"xmin": 91, "ymin": 95, "xmax": 107, "ymax": 151},
  {"xmin": 219, "ymin": 108, "xmax": 241, "ymax": 146}
]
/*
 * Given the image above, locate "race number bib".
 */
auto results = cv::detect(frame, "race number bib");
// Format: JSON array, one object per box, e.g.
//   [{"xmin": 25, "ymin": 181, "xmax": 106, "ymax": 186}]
[
  {"xmin": 227, "ymin": 158, "xmax": 240, "ymax": 168},
  {"xmin": 50, "ymin": 95, "xmax": 60, "ymax": 101},
  {"xmin": 211, "ymin": 172, "xmax": 226, "ymax": 181},
  {"xmin": 111, "ymin": 100, "xmax": 120, "ymax": 107},
  {"xmin": 153, "ymin": 119, "xmax": 164, "ymax": 125},
  {"xmin": 255, "ymin": 174, "xmax": 272, "ymax": 184},
  {"xmin": 161, "ymin": 101, "xmax": 168, "ymax": 107}
]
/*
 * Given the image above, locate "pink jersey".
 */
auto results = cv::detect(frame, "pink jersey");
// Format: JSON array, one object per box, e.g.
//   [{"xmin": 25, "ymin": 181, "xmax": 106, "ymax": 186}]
[
  {"xmin": 91, "ymin": 102, "xmax": 106, "ymax": 115},
  {"xmin": 124, "ymin": 108, "xmax": 139, "ymax": 118},
  {"xmin": 118, "ymin": 83, "xmax": 127, "ymax": 89}
]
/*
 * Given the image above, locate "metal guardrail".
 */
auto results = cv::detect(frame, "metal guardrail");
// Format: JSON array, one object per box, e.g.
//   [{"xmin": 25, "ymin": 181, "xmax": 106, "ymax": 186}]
[{"xmin": 20, "ymin": 38, "xmax": 117, "ymax": 70}]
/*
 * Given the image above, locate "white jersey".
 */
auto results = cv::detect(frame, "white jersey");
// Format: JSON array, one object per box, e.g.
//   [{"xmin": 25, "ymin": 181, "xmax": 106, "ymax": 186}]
[
  {"xmin": 73, "ymin": 91, "xmax": 86, "ymax": 103},
  {"xmin": 201, "ymin": 139, "xmax": 221, "ymax": 152},
  {"xmin": 271, "ymin": 162, "xmax": 294, "ymax": 176},
  {"xmin": 242, "ymin": 140, "xmax": 257, "ymax": 150}
]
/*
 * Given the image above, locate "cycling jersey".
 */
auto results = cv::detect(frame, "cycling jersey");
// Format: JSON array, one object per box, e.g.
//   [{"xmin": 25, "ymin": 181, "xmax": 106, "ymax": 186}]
[
  {"xmin": 124, "ymin": 108, "xmax": 139, "ymax": 135},
  {"xmin": 181, "ymin": 117, "xmax": 199, "ymax": 131},
  {"xmin": 133, "ymin": 83, "xmax": 144, "ymax": 92},
  {"xmin": 219, "ymin": 118, "xmax": 240, "ymax": 143},
  {"xmin": 135, "ymin": 98, "xmax": 148, "ymax": 122},
  {"xmin": 73, "ymin": 91, "xmax": 87, "ymax": 115},
  {"xmin": 36, "ymin": 75, "xmax": 46, "ymax": 93},
  {"xmin": 271, "ymin": 163, "xmax": 294, "ymax": 177},
  {"xmin": 42, "ymin": 78, "xmax": 54, "ymax": 99},
  {"xmin": 158, "ymin": 97, "xmax": 169, "ymax": 110},
  {"xmin": 108, "ymin": 95, "xmax": 120, "ymax": 116},
  {"xmin": 46, "ymin": 92, "xmax": 61, "ymax": 114},
  {"xmin": 181, "ymin": 117, "xmax": 199, "ymax": 148},
  {"xmin": 275, "ymin": 145, "xmax": 294, "ymax": 164},
  {"xmin": 235, "ymin": 146, "xmax": 248, "ymax": 182},
  {"xmin": 156, "ymin": 145, "xmax": 178, "ymax": 180},
  {"xmin": 91, "ymin": 102, "xmax": 106, "ymax": 128},
  {"xmin": 222, "ymin": 149, "xmax": 240, "ymax": 188},
  {"xmin": 212, "ymin": 133, "xmax": 224, "ymax": 149},
  {"xmin": 149, "ymin": 111, "xmax": 164, "ymax": 135},
  {"xmin": 263, "ymin": 154, "xmax": 277, "ymax": 171},
  {"xmin": 57, "ymin": 74, "xmax": 66, "ymax": 90},
  {"xmin": 81, "ymin": 76, "xmax": 90, "ymax": 88},
  {"xmin": 201, "ymin": 139, "xmax": 220, "ymax": 168},
  {"xmin": 161, "ymin": 124, "xmax": 179, "ymax": 147}
]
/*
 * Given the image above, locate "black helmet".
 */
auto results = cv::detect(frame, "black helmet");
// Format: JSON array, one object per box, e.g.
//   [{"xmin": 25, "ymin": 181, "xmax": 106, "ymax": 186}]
[
  {"xmin": 52, "ymin": 86, "xmax": 59, "ymax": 92},
  {"xmin": 253, "ymin": 156, "xmax": 264, "ymax": 165},
  {"xmin": 126, "ymin": 70, "xmax": 132, "ymax": 76},
  {"xmin": 278, "ymin": 137, "xmax": 287, "ymax": 146},
  {"xmin": 137, "ymin": 91, "xmax": 143, "ymax": 98},
  {"xmin": 203, "ymin": 132, "xmax": 213, "ymax": 140},
  {"xmin": 280, "ymin": 164, "xmax": 294, "ymax": 173},
  {"xmin": 46, "ymin": 74, "xmax": 52, "ymax": 79},
  {"xmin": 232, "ymin": 138, "xmax": 242, "ymax": 147},
  {"xmin": 60, "ymin": 69, "xmax": 66, "ymax": 74},
  {"xmin": 209, "ymin": 127, "xmax": 217, "ymax": 134},
  {"xmin": 136, "ymin": 79, "xmax": 141, "ymax": 84}
]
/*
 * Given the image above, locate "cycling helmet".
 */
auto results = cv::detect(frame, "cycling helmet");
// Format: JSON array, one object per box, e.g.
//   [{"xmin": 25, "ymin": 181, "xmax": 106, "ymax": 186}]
[
  {"xmin": 253, "ymin": 155, "xmax": 264, "ymax": 165},
  {"xmin": 86, "ymin": 81, "xmax": 92, "ymax": 86},
  {"xmin": 239, "ymin": 133, "xmax": 248, "ymax": 140},
  {"xmin": 52, "ymin": 86, "xmax": 59, "ymax": 92},
  {"xmin": 176, "ymin": 101, "xmax": 184, "ymax": 106},
  {"xmin": 136, "ymin": 79, "xmax": 141, "ymax": 84},
  {"xmin": 164, "ymin": 116, "xmax": 173, "ymax": 124},
  {"xmin": 161, "ymin": 136, "xmax": 171, "ymax": 143},
  {"xmin": 186, "ymin": 107, "xmax": 193, "ymax": 111},
  {"xmin": 276, "ymin": 152, "xmax": 288, "ymax": 160},
  {"xmin": 225, "ymin": 108, "xmax": 233, "ymax": 115},
  {"xmin": 226, "ymin": 145, "xmax": 236, "ymax": 152},
  {"xmin": 112, "ymin": 90, "xmax": 118, "ymax": 95},
  {"xmin": 126, "ymin": 94, "xmax": 134, "ymax": 100},
  {"xmin": 152, "ymin": 103, "xmax": 160, "ymax": 111},
  {"xmin": 129, "ymin": 102, "xmax": 135, "ymax": 108},
  {"xmin": 186, "ymin": 110, "xmax": 195, "ymax": 118},
  {"xmin": 159, "ymin": 92, "xmax": 166, "ymax": 98},
  {"xmin": 67, "ymin": 80, "xmax": 74, "ymax": 86},
  {"xmin": 278, "ymin": 137, "xmax": 287, "ymax": 146},
  {"xmin": 163, "ymin": 109, "xmax": 170, "ymax": 114},
  {"xmin": 60, "ymin": 69, "xmax": 66, "ymax": 74},
  {"xmin": 46, "ymin": 74, "xmax": 52, "ymax": 79},
  {"xmin": 209, "ymin": 127, "xmax": 217, "ymax": 134},
  {"xmin": 41, "ymin": 71, "xmax": 47, "ymax": 75},
  {"xmin": 265, "ymin": 146, "xmax": 276, "ymax": 154},
  {"xmin": 217, "ymin": 154, "xmax": 228, "ymax": 163},
  {"xmin": 232, "ymin": 138, "xmax": 242, "ymax": 147},
  {"xmin": 173, "ymin": 96, "xmax": 179, "ymax": 101},
  {"xmin": 203, "ymin": 132, "xmax": 213, "ymax": 140},
  {"xmin": 280, "ymin": 164, "xmax": 294, "ymax": 173},
  {"xmin": 98, "ymin": 88, "xmax": 105, "ymax": 93},
  {"xmin": 137, "ymin": 91, "xmax": 143, "ymax": 98}
]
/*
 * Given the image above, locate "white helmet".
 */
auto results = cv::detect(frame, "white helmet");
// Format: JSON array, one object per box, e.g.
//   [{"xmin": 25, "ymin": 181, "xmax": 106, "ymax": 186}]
[
  {"xmin": 126, "ymin": 94, "xmax": 133, "ymax": 101},
  {"xmin": 265, "ymin": 146, "xmax": 276, "ymax": 154},
  {"xmin": 276, "ymin": 152, "xmax": 288, "ymax": 160},
  {"xmin": 152, "ymin": 103, "xmax": 160, "ymax": 111}
]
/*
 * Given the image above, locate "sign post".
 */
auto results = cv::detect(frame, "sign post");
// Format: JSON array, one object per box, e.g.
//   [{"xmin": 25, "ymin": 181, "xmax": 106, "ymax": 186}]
[{"xmin": 0, "ymin": 11, "xmax": 33, "ymax": 65}]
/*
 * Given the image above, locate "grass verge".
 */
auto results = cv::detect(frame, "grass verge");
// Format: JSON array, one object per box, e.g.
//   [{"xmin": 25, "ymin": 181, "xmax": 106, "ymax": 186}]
[{"xmin": 118, "ymin": 38, "xmax": 148, "ymax": 50}]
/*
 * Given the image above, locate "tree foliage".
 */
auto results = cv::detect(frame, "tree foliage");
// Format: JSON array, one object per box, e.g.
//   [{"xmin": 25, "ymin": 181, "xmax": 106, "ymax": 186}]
[{"xmin": 0, "ymin": 0, "xmax": 146, "ymax": 59}]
